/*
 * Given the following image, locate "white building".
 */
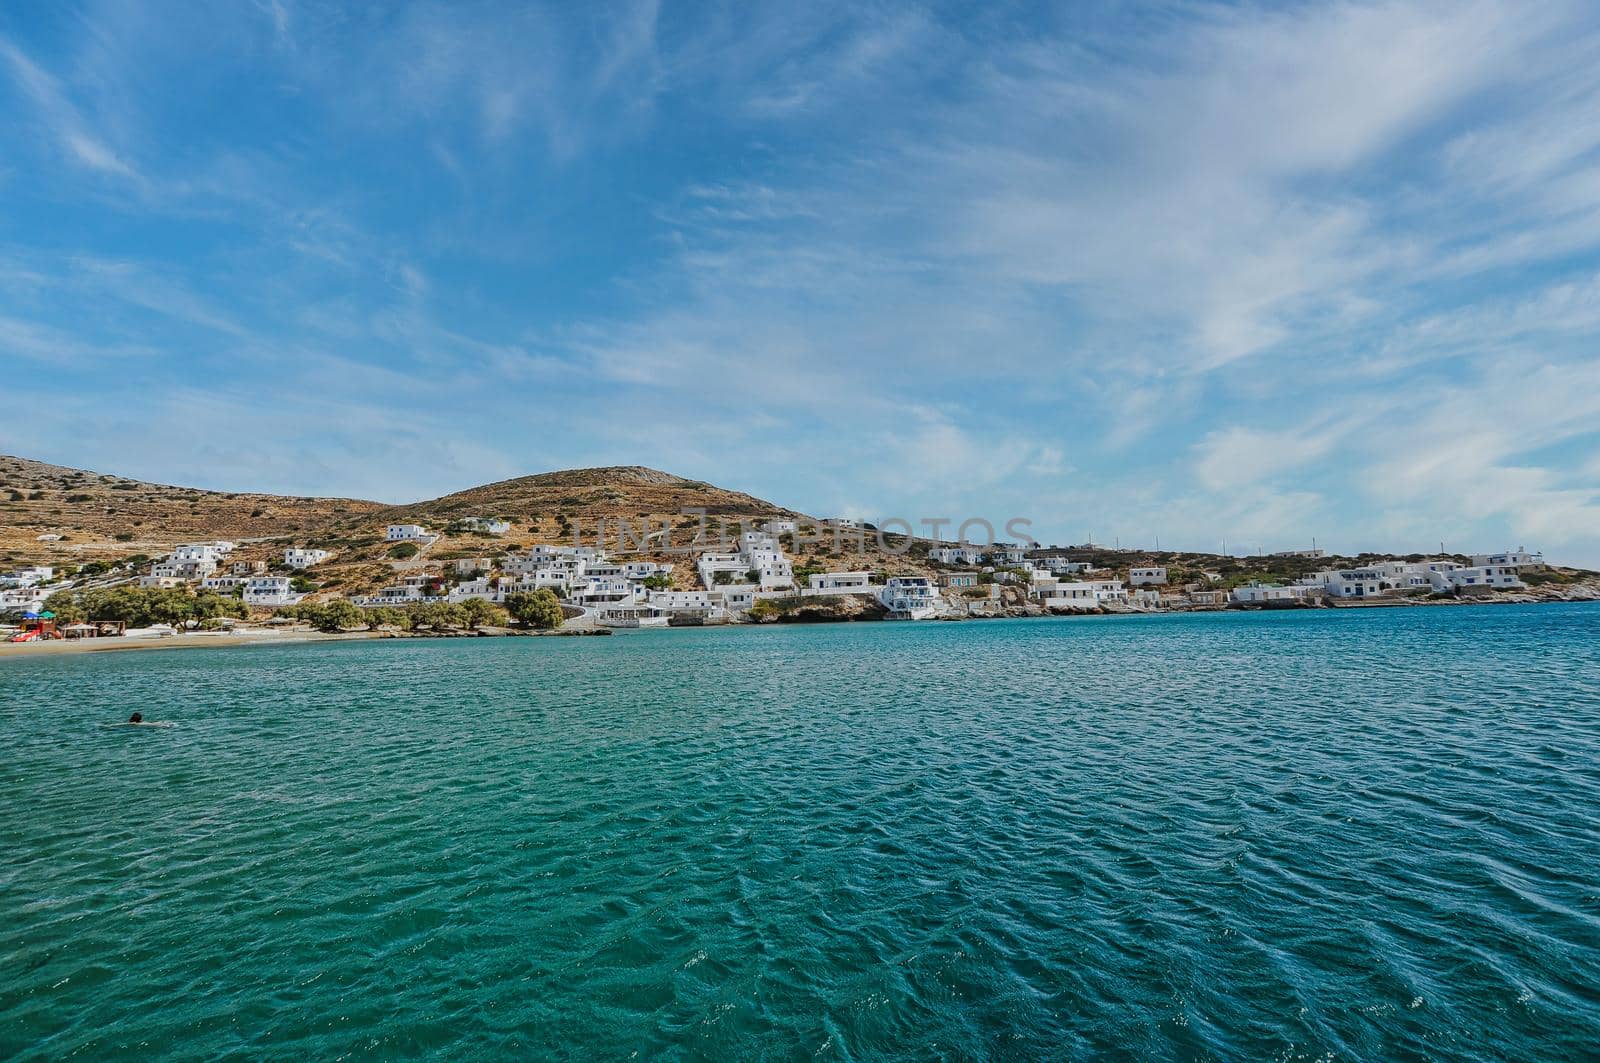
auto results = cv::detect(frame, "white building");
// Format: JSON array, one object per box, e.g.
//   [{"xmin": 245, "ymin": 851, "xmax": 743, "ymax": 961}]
[
  {"xmin": 504, "ymin": 545, "xmax": 600, "ymax": 573},
  {"xmin": 454, "ymin": 557, "xmax": 493, "ymax": 576},
  {"xmin": 649, "ymin": 590, "xmax": 712, "ymax": 612},
  {"xmin": 151, "ymin": 557, "xmax": 218, "ymax": 580},
  {"xmin": 0, "ymin": 566, "xmax": 53, "ymax": 588},
  {"xmin": 763, "ymin": 519, "xmax": 799, "ymax": 535},
  {"xmin": 1088, "ymin": 579, "xmax": 1128, "ymax": 603},
  {"xmin": 1033, "ymin": 557, "xmax": 1098, "ymax": 576},
  {"xmin": 232, "ymin": 560, "xmax": 268, "ymax": 576},
  {"xmin": 593, "ymin": 603, "xmax": 671, "ymax": 628},
  {"xmin": 1231, "ymin": 582, "xmax": 1320, "ymax": 604},
  {"xmin": 284, "ymin": 548, "xmax": 331, "ymax": 570},
  {"xmin": 806, "ymin": 572, "xmax": 873, "ymax": 593},
  {"xmin": 697, "ymin": 533, "xmax": 794, "ymax": 592},
  {"xmin": 1471, "ymin": 550, "xmax": 1542, "ymax": 571},
  {"xmin": 243, "ymin": 576, "xmax": 302, "ymax": 606},
  {"xmin": 386, "ymin": 524, "xmax": 433, "ymax": 542},
  {"xmin": 1441, "ymin": 565, "xmax": 1525, "ymax": 591},
  {"xmin": 448, "ymin": 578, "xmax": 497, "ymax": 603},
  {"xmin": 1033, "ymin": 580, "xmax": 1099, "ymax": 610},
  {"xmin": 928, "ymin": 545, "xmax": 988, "ymax": 566},
  {"xmin": 0, "ymin": 587, "xmax": 49, "ymax": 612},
  {"xmin": 880, "ymin": 576, "xmax": 939, "ymax": 619},
  {"xmin": 1128, "ymin": 566, "xmax": 1167, "ymax": 586},
  {"xmin": 1302, "ymin": 568, "xmax": 1389, "ymax": 599},
  {"xmin": 457, "ymin": 517, "xmax": 511, "ymax": 535},
  {"xmin": 990, "ymin": 543, "xmax": 1027, "ymax": 565},
  {"xmin": 172, "ymin": 542, "xmax": 234, "ymax": 563}
]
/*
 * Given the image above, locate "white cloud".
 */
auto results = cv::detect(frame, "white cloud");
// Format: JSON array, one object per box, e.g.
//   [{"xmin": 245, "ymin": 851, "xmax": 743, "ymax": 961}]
[{"xmin": 0, "ymin": 36, "xmax": 140, "ymax": 180}]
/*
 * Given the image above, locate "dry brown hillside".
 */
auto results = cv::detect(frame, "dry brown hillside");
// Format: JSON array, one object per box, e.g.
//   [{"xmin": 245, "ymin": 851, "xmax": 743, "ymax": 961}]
[
  {"xmin": 0, "ymin": 454, "xmax": 381, "ymax": 567},
  {"xmin": 346, "ymin": 465, "xmax": 800, "ymax": 533}
]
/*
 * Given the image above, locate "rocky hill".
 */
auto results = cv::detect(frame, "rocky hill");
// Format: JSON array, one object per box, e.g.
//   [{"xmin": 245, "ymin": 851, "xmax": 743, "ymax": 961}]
[
  {"xmin": 0, "ymin": 455, "xmax": 816, "ymax": 585},
  {"xmin": 339, "ymin": 465, "xmax": 800, "ymax": 536},
  {"xmin": 0, "ymin": 454, "xmax": 382, "ymax": 566}
]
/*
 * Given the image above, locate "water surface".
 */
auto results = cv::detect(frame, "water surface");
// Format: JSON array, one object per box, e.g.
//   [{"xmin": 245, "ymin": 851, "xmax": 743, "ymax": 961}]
[{"xmin": 4, "ymin": 605, "xmax": 1600, "ymax": 1058}]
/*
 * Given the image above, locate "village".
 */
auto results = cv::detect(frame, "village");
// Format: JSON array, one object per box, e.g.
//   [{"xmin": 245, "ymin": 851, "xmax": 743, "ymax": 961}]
[{"xmin": 3, "ymin": 507, "xmax": 1588, "ymax": 643}]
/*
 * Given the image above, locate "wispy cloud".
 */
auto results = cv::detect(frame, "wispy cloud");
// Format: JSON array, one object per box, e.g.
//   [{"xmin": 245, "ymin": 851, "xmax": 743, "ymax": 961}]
[{"xmin": 0, "ymin": 36, "xmax": 140, "ymax": 180}]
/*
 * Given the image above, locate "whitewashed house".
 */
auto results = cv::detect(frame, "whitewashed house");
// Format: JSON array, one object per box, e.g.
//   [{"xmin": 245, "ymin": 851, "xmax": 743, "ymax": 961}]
[
  {"xmin": 151, "ymin": 557, "xmax": 218, "ymax": 580},
  {"xmin": 880, "ymin": 576, "xmax": 939, "ymax": 619},
  {"xmin": 232, "ymin": 560, "xmax": 268, "ymax": 576},
  {"xmin": 1128, "ymin": 566, "xmax": 1167, "ymax": 586},
  {"xmin": 458, "ymin": 517, "xmax": 511, "ymax": 535},
  {"xmin": 0, "ymin": 565, "xmax": 53, "ymax": 588},
  {"xmin": 173, "ymin": 542, "xmax": 233, "ymax": 563},
  {"xmin": 649, "ymin": 590, "xmax": 712, "ymax": 612},
  {"xmin": 448, "ymin": 578, "xmax": 497, "ymax": 603},
  {"xmin": 1232, "ymin": 582, "xmax": 1312, "ymax": 604},
  {"xmin": 0, "ymin": 587, "xmax": 49, "ymax": 612},
  {"xmin": 1303, "ymin": 568, "xmax": 1388, "ymax": 599},
  {"xmin": 1440, "ymin": 566, "xmax": 1525, "ymax": 591},
  {"xmin": 1471, "ymin": 550, "xmax": 1542, "ymax": 570},
  {"xmin": 386, "ymin": 524, "xmax": 433, "ymax": 542},
  {"xmin": 1035, "ymin": 557, "xmax": 1098, "ymax": 575},
  {"xmin": 284, "ymin": 548, "xmax": 331, "ymax": 569},
  {"xmin": 697, "ymin": 533, "xmax": 794, "ymax": 592},
  {"xmin": 1034, "ymin": 581, "xmax": 1098, "ymax": 610},
  {"xmin": 806, "ymin": 572, "xmax": 872, "ymax": 593},
  {"xmin": 243, "ymin": 576, "xmax": 301, "ymax": 606},
  {"xmin": 1088, "ymin": 580, "xmax": 1128, "ymax": 603},
  {"xmin": 928, "ymin": 544, "xmax": 988, "ymax": 566},
  {"xmin": 454, "ymin": 557, "xmax": 492, "ymax": 576}
]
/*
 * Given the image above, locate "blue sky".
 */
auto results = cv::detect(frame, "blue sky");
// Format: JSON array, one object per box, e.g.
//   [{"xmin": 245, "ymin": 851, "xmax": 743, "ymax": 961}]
[{"xmin": 4, "ymin": 1, "xmax": 1600, "ymax": 565}]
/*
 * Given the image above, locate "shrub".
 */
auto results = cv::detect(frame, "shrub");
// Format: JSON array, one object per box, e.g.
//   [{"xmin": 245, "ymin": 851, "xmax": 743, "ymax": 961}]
[{"xmin": 387, "ymin": 543, "xmax": 420, "ymax": 560}]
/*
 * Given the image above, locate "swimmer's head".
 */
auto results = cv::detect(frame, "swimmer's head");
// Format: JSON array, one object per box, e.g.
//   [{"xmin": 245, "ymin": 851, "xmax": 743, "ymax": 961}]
[{"xmin": 129, "ymin": 712, "xmax": 143, "ymax": 724}]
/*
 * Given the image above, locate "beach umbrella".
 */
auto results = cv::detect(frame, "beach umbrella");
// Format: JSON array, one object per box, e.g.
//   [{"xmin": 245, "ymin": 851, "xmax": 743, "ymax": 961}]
[{"xmin": 21, "ymin": 611, "xmax": 40, "ymax": 619}]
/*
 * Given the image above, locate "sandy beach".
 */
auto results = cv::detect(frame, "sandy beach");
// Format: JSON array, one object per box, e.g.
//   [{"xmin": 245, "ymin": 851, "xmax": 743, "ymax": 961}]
[{"xmin": 0, "ymin": 629, "xmax": 382, "ymax": 658}]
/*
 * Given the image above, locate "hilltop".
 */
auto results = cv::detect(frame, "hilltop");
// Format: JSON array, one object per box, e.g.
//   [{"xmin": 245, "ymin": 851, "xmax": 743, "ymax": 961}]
[{"xmin": 349, "ymin": 465, "xmax": 799, "ymax": 533}]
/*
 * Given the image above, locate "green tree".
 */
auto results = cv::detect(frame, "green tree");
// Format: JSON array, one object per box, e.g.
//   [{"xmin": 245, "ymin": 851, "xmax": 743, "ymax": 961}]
[
  {"xmin": 365, "ymin": 605, "xmax": 410, "ymax": 631},
  {"xmin": 304, "ymin": 599, "xmax": 364, "ymax": 632},
  {"xmin": 641, "ymin": 573, "xmax": 672, "ymax": 591},
  {"xmin": 504, "ymin": 589, "xmax": 564, "ymax": 630},
  {"xmin": 459, "ymin": 597, "xmax": 509, "ymax": 628},
  {"xmin": 387, "ymin": 542, "xmax": 420, "ymax": 560},
  {"xmin": 407, "ymin": 600, "xmax": 469, "ymax": 630}
]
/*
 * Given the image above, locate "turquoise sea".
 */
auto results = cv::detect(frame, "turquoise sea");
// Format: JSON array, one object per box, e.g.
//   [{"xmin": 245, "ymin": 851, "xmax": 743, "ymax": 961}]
[{"xmin": 4, "ymin": 604, "xmax": 1600, "ymax": 1059}]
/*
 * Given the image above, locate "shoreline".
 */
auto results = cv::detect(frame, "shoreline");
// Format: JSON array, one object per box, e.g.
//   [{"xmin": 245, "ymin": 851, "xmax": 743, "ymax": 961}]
[{"xmin": 4, "ymin": 596, "xmax": 1593, "ymax": 660}]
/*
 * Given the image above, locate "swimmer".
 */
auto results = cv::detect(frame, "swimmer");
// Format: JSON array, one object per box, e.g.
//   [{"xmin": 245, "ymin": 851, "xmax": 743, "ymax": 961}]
[{"xmin": 111, "ymin": 712, "xmax": 175, "ymax": 728}]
